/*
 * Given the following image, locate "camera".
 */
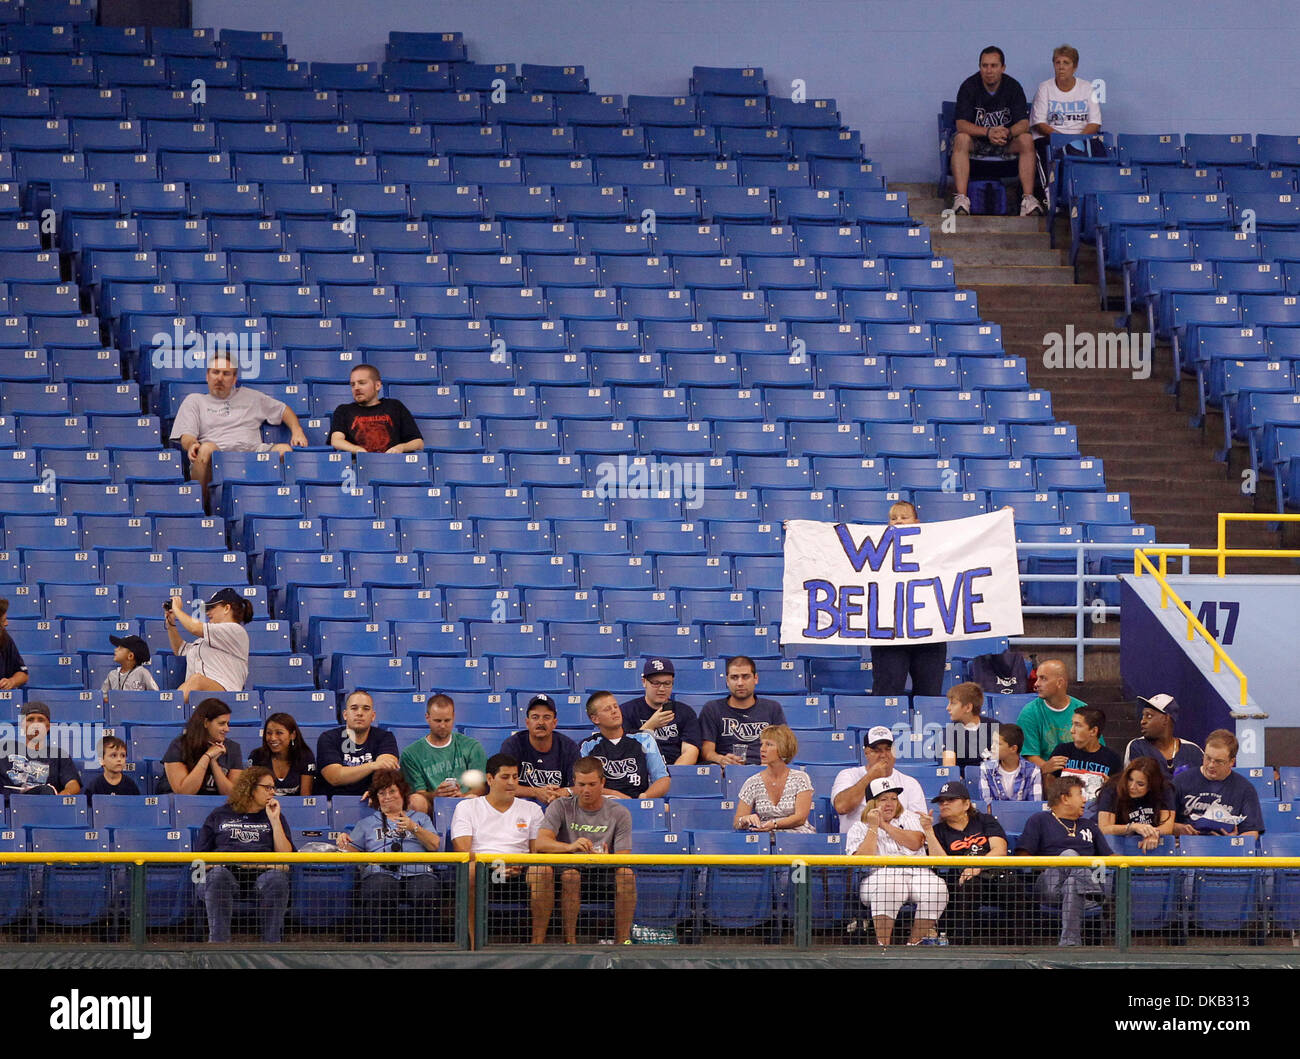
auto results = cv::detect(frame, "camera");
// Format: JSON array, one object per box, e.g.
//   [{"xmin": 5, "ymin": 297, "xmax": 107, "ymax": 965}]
[{"xmin": 162, "ymin": 600, "xmax": 172, "ymax": 611}]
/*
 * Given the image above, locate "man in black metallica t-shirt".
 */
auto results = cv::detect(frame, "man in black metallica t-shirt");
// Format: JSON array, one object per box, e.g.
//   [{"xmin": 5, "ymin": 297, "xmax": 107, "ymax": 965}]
[
  {"xmin": 619, "ymin": 656, "xmax": 701, "ymax": 765},
  {"xmin": 950, "ymin": 45, "xmax": 1042, "ymax": 218},
  {"xmin": 329, "ymin": 363, "xmax": 424, "ymax": 454}
]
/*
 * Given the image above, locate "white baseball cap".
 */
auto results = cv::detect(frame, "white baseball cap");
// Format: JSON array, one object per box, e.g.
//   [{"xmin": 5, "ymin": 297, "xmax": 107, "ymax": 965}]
[
  {"xmin": 868, "ymin": 776, "xmax": 904, "ymax": 799},
  {"xmin": 865, "ymin": 725, "xmax": 895, "ymax": 747}
]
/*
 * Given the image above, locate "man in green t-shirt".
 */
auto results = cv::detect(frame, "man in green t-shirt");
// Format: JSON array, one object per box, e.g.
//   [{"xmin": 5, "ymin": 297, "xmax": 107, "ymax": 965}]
[
  {"xmin": 402, "ymin": 693, "xmax": 487, "ymax": 814},
  {"xmin": 1013, "ymin": 659, "xmax": 1096, "ymax": 774}
]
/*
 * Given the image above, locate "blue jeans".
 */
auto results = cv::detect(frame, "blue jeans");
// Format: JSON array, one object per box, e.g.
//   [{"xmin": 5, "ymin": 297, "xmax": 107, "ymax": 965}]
[
  {"xmin": 202, "ymin": 866, "xmax": 290, "ymax": 943},
  {"xmin": 1038, "ymin": 866, "xmax": 1100, "ymax": 946}
]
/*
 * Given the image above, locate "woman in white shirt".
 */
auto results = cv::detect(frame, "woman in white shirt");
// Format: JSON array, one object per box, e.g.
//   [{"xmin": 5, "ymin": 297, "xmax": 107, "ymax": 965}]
[
  {"xmin": 165, "ymin": 587, "xmax": 253, "ymax": 701},
  {"xmin": 1030, "ymin": 44, "xmax": 1102, "ymax": 141},
  {"xmin": 847, "ymin": 776, "xmax": 949, "ymax": 945}
]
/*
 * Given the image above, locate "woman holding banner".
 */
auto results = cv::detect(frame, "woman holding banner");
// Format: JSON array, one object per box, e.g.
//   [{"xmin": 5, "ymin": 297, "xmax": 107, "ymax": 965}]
[{"xmin": 869, "ymin": 502, "xmax": 947, "ymax": 696}]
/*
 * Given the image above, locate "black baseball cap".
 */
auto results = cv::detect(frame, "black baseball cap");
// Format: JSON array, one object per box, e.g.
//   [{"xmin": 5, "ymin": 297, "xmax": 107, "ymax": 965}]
[
  {"xmin": 526, "ymin": 694, "xmax": 557, "ymax": 714},
  {"xmin": 931, "ymin": 780, "xmax": 972, "ymax": 802},
  {"xmin": 205, "ymin": 587, "xmax": 244, "ymax": 609},
  {"xmin": 109, "ymin": 634, "xmax": 150, "ymax": 664}
]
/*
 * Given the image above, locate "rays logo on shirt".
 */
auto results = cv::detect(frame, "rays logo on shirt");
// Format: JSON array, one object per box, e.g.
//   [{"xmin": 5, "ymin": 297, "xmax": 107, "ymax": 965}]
[
  {"xmin": 652, "ymin": 723, "xmax": 679, "ymax": 742},
  {"xmin": 973, "ymin": 105, "xmax": 1012, "ymax": 128},
  {"xmin": 721, "ymin": 719, "xmax": 769, "ymax": 742},
  {"xmin": 521, "ymin": 762, "xmax": 563, "ymax": 788},
  {"xmin": 596, "ymin": 755, "xmax": 641, "ymax": 785},
  {"xmin": 5, "ymin": 756, "xmax": 49, "ymax": 788},
  {"xmin": 222, "ymin": 821, "xmax": 269, "ymax": 843}
]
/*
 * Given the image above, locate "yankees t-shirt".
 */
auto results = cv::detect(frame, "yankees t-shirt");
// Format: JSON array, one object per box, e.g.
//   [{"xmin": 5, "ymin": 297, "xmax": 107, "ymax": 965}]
[
  {"xmin": 1015, "ymin": 811, "xmax": 1111, "ymax": 857},
  {"xmin": 1172, "ymin": 769, "xmax": 1265, "ymax": 834},
  {"xmin": 540, "ymin": 795, "xmax": 632, "ymax": 852},
  {"xmin": 619, "ymin": 695, "xmax": 701, "ymax": 762},
  {"xmin": 498, "ymin": 730, "xmax": 581, "ymax": 794},
  {"xmin": 1048, "ymin": 742, "xmax": 1123, "ymax": 802},
  {"xmin": 1095, "ymin": 783, "xmax": 1175, "ymax": 827},
  {"xmin": 1124, "ymin": 737, "xmax": 1203, "ymax": 779},
  {"xmin": 329, "ymin": 398, "xmax": 422, "ymax": 453},
  {"xmin": 315, "ymin": 725, "xmax": 400, "ymax": 798},
  {"xmin": 954, "ymin": 72, "xmax": 1029, "ymax": 156},
  {"xmin": 699, "ymin": 697, "xmax": 787, "ymax": 765}
]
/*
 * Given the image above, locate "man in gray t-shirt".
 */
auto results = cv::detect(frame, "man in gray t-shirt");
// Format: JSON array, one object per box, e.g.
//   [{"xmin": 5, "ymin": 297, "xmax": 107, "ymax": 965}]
[
  {"xmin": 169, "ymin": 353, "xmax": 308, "ymax": 502},
  {"xmin": 535, "ymin": 756, "xmax": 636, "ymax": 943}
]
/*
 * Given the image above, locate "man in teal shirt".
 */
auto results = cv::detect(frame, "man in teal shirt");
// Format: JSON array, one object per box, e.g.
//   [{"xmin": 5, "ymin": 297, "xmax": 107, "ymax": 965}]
[
  {"xmin": 402, "ymin": 693, "xmax": 487, "ymax": 814},
  {"xmin": 1014, "ymin": 659, "xmax": 1096, "ymax": 774}
]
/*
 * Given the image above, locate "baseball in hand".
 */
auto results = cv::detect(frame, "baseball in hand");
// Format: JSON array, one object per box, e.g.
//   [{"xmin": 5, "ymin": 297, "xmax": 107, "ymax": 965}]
[{"xmin": 460, "ymin": 769, "xmax": 486, "ymax": 791}]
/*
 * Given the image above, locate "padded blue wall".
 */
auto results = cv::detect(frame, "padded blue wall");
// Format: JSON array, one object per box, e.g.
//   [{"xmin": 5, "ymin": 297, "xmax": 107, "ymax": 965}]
[{"xmin": 196, "ymin": 0, "xmax": 1300, "ymax": 182}]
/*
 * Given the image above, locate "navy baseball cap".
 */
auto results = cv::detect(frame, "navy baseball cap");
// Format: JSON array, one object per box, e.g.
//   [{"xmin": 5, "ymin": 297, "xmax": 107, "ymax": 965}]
[
  {"xmin": 109, "ymin": 633, "xmax": 150, "ymax": 664},
  {"xmin": 931, "ymin": 780, "xmax": 972, "ymax": 802},
  {"xmin": 642, "ymin": 657, "xmax": 675, "ymax": 678},
  {"xmin": 205, "ymin": 587, "xmax": 244, "ymax": 609},
  {"xmin": 526, "ymin": 694, "xmax": 556, "ymax": 713}
]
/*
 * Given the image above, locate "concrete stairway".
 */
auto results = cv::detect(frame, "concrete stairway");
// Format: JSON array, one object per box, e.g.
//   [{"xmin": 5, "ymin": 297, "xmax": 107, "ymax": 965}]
[{"xmin": 892, "ymin": 182, "xmax": 1297, "ymax": 683}]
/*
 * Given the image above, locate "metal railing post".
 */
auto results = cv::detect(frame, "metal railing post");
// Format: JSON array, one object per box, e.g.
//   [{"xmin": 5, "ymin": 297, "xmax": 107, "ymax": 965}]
[
  {"xmin": 1114, "ymin": 865, "xmax": 1131, "ymax": 953},
  {"xmin": 129, "ymin": 863, "xmax": 146, "ymax": 949},
  {"xmin": 455, "ymin": 860, "xmax": 471, "ymax": 951},
  {"xmin": 793, "ymin": 864, "xmax": 810, "ymax": 949}
]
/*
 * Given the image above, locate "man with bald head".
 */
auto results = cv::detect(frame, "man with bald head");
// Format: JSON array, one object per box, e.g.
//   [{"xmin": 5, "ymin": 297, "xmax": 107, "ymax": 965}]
[
  {"xmin": 1014, "ymin": 659, "xmax": 1096, "ymax": 773},
  {"xmin": 170, "ymin": 352, "xmax": 308, "ymax": 501}
]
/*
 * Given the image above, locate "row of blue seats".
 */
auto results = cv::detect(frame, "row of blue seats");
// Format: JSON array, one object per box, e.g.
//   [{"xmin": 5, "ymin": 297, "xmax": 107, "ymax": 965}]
[
  {"xmin": 68, "ymin": 248, "xmax": 960, "ymax": 293},
  {"xmin": 0, "ymin": 680, "xmax": 1027, "ymax": 724},
  {"xmin": 0, "ymin": 92, "xmax": 848, "ymax": 138},
  {"xmin": 8, "ymin": 179, "xmax": 913, "ymax": 229},
  {"xmin": 0, "ymin": 152, "xmax": 885, "ymax": 192},
  {"xmin": 64, "ymin": 218, "xmax": 933, "ymax": 259},
  {"xmin": 0, "ymin": 118, "xmax": 870, "ymax": 163},
  {"xmin": 9, "ymin": 790, "xmax": 1300, "ymax": 844}
]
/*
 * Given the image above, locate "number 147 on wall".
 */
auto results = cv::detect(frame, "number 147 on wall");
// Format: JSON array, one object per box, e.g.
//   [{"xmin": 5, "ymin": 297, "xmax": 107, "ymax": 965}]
[{"xmin": 1183, "ymin": 600, "xmax": 1240, "ymax": 644}]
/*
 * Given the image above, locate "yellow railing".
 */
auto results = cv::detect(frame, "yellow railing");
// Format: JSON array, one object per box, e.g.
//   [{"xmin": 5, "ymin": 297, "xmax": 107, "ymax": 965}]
[
  {"xmin": 1131, "ymin": 512, "xmax": 1300, "ymax": 710},
  {"xmin": 0, "ymin": 852, "xmax": 1291, "ymax": 869}
]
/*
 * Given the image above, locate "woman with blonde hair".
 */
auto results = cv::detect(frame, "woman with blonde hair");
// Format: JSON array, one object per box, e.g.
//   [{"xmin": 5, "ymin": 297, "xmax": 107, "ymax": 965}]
[
  {"xmin": 733, "ymin": 725, "xmax": 814, "ymax": 833},
  {"xmin": 846, "ymin": 776, "xmax": 948, "ymax": 945}
]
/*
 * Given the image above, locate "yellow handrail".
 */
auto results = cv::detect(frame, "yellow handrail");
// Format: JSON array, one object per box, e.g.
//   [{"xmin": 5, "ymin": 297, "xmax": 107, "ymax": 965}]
[
  {"xmin": 1132, "ymin": 549, "xmax": 1249, "ymax": 707},
  {"xmin": 1130, "ymin": 511, "xmax": 1300, "ymax": 711},
  {"xmin": 1216, "ymin": 512, "xmax": 1300, "ymax": 576},
  {"xmin": 0, "ymin": 851, "xmax": 1292, "ymax": 869}
]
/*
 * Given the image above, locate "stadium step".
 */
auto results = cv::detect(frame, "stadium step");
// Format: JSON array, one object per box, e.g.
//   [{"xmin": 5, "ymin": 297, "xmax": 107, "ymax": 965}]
[{"xmin": 917, "ymin": 182, "xmax": 1293, "ymax": 583}]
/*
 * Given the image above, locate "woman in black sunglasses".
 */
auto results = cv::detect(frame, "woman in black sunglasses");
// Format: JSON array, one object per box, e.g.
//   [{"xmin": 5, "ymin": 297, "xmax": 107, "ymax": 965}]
[{"xmin": 338, "ymin": 768, "xmax": 442, "ymax": 942}]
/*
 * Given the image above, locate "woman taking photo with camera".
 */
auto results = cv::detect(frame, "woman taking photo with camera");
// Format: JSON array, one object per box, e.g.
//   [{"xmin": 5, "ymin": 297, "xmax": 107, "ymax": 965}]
[{"xmin": 165, "ymin": 587, "xmax": 254, "ymax": 701}]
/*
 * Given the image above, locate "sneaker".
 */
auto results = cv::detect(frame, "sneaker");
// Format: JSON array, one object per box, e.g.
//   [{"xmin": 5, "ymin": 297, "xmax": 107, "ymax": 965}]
[
  {"xmin": 953, "ymin": 193, "xmax": 971, "ymax": 215},
  {"xmin": 1020, "ymin": 194, "xmax": 1044, "ymax": 217}
]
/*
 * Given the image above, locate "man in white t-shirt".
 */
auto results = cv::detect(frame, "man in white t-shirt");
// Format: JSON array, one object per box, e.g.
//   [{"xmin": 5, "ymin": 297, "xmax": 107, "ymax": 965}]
[
  {"xmin": 451, "ymin": 753, "xmax": 553, "ymax": 944},
  {"xmin": 169, "ymin": 352, "xmax": 309, "ymax": 503},
  {"xmin": 831, "ymin": 725, "xmax": 926, "ymax": 834}
]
